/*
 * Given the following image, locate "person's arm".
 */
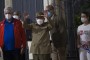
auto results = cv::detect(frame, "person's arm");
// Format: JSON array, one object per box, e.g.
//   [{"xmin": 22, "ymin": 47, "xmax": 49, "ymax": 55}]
[
  {"xmin": 77, "ymin": 28, "xmax": 81, "ymax": 48},
  {"xmin": 19, "ymin": 21, "xmax": 26, "ymax": 48},
  {"xmin": 23, "ymin": 13, "xmax": 33, "ymax": 30},
  {"xmin": 46, "ymin": 17, "xmax": 54, "ymax": 30},
  {"xmin": 23, "ymin": 19, "xmax": 33, "ymax": 30},
  {"xmin": 77, "ymin": 34, "xmax": 81, "ymax": 48}
]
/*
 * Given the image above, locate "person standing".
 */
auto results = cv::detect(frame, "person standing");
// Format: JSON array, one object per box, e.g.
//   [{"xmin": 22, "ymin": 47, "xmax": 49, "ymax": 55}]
[
  {"xmin": 77, "ymin": 11, "xmax": 90, "ymax": 60},
  {"xmin": 13, "ymin": 11, "xmax": 24, "ymax": 24},
  {"xmin": 23, "ymin": 12, "xmax": 33, "ymax": 60},
  {"xmin": 0, "ymin": 7, "xmax": 26, "ymax": 60},
  {"xmin": 23, "ymin": 12, "xmax": 33, "ymax": 41},
  {"xmin": 23, "ymin": 12, "xmax": 52, "ymax": 60},
  {"xmin": 45, "ymin": 5, "xmax": 67, "ymax": 60},
  {"xmin": 13, "ymin": 11, "xmax": 21, "ymax": 20},
  {"xmin": 13, "ymin": 11, "xmax": 27, "ymax": 60}
]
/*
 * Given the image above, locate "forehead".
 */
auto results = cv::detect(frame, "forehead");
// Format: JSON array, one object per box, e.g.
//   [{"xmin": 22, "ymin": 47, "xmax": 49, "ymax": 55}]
[
  {"xmin": 4, "ymin": 10, "xmax": 12, "ymax": 14},
  {"xmin": 81, "ymin": 13, "xmax": 87, "ymax": 17},
  {"xmin": 45, "ymin": 7, "xmax": 54, "ymax": 11}
]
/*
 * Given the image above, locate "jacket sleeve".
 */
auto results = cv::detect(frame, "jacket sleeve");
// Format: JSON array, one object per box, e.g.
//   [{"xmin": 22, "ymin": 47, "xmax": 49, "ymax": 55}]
[
  {"xmin": 23, "ymin": 20, "xmax": 33, "ymax": 30},
  {"xmin": 19, "ymin": 21, "xmax": 27, "ymax": 48},
  {"xmin": 55, "ymin": 17, "xmax": 67, "ymax": 47},
  {"xmin": 47, "ymin": 18, "xmax": 54, "ymax": 30}
]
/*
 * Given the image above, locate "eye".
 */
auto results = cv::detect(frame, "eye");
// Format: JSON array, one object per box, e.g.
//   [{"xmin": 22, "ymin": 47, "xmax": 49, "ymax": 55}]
[{"xmin": 5, "ymin": 13, "xmax": 11, "ymax": 14}]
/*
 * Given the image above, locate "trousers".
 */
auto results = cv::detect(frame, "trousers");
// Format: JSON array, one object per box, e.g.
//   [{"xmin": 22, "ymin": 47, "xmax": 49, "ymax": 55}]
[
  {"xmin": 79, "ymin": 48, "xmax": 90, "ymax": 60},
  {"xmin": 33, "ymin": 54, "xmax": 51, "ymax": 60},
  {"xmin": 51, "ymin": 43, "xmax": 67, "ymax": 60}
]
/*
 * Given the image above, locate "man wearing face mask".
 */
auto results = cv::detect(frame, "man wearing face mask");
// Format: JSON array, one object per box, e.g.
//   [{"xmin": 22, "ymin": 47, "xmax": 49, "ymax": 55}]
[
  {"xmin": 23, "ymin": 12, "xmax": 52, "ymax": 60},
  {"xmin": 45, "ymin": 5, "xmax": 67, "ymax": 60},
  {"xmin": 77, "ymin": 11, "xmax": 90, "ymax": 60},
  {"xmin": 13, "ymin": 11, "xmax": 24, "ymax": 24},
  {"xmin": 13, "ymin": 11, "xmax": 20, "ymax": 20},
  {"xmin": 0, "ymin": 7, "xmax": 26, "ymax": 60}
]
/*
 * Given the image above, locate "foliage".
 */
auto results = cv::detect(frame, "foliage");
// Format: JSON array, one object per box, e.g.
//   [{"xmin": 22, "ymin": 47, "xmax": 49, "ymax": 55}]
[{"xmin": 74, "ymin": 0, "xmax": 90, "ymax": 28}]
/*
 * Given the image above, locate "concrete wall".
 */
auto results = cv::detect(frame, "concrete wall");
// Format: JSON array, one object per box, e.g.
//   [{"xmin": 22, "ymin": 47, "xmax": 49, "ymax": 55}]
[
  {"xmin": 5, "ymin": 0, "xmax": 12, "ymax": 7},
  {"xmin": 43, "ymin": 0, "xmax": 54, "ymax": 10}
]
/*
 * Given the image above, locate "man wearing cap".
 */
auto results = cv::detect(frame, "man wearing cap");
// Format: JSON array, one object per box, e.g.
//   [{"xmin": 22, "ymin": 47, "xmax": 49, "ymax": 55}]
[
  {"xmin": 23, "ymin": 12, "xmax": 52, "ymax": 60},
  {"xmin": 0, "ymin": 7, "xmax": 26, "ymax": 60}
]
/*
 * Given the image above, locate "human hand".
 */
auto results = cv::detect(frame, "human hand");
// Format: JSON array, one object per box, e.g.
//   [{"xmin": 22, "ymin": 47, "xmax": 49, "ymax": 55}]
[
  {"xmin": 23, "ymin": 13, "xmax": 29, "ymax": 20},
  {"xmin": 20, "ymin": 48, "xmax": 24, "ymax": 55}
]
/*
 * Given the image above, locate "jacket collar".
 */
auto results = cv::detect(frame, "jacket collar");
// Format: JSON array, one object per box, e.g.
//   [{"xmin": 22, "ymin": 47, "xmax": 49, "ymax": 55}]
[{"xmin": 2, "ymin": 18, "xmax": 17, "ymax": 24}]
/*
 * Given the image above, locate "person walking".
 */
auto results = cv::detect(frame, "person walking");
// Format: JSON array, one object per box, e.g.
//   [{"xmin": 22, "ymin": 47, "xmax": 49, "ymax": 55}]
[
  {"xmin": 23, "ymin": 12, "xmax": 52, "ymax": 60},
  {"xmin": 45, "ymin": 5, "xmax": 67, "ymax": 60},
  {"xmin": 0, "ymin": 7, "xmax": 26, "ymax": 60},
  {"xmin": 77, "ymin": 11, "xmax": 90, "ymax": 60}
]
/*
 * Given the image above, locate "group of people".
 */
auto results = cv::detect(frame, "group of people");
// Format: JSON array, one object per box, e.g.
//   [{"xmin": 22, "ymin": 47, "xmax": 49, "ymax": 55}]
[
  {"xmin": 0, "ymin": 5, "xmax": 67, "ymax": 60},
  {"xmin": 0, "ymin": 4, "xmax": 90, "ymax": 60}
]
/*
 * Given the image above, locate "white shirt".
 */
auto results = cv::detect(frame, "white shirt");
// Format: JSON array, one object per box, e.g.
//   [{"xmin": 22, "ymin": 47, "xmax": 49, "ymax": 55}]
[{"xmin": 77, "ymin": 24, "xmax": 90, "ymax": 42}]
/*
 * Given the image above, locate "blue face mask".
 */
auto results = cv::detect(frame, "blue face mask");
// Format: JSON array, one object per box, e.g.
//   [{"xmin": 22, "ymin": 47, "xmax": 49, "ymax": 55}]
[{"xmin": 47, "ymin": 11, "xmax": 52, "ymax": 17}]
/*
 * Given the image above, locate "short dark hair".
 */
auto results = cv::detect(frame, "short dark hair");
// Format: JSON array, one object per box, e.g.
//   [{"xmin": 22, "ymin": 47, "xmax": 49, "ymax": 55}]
[
  {"xmin": 81, "ymin": 11, "xmax": 90, "ymax": 21},
  {"xmin": 13, "ymin": 11, "xmax": 20, "ymax": 16},
  {"xmin": 4, "ymin": 7, "xmax": 13, "ymax": 14},
  {"xmin": 36, "ymin": 12, "xmax": 45, "ymax": 19},
  {"xmin": 81, "ymin": 11, "xmax": 90, "ymax": 17},
  {"xmin": 46, "ymin": 5, "xmax": 54, "ymax": 10}
]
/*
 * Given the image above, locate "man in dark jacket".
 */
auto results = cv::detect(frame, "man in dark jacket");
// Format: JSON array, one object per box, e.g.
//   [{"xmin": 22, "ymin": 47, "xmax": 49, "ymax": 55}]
[
  {"xmin": 45, "ymin": 5, "xmax": 67, "ymax": 60},
  {"xmin": 23, "ymin": 12, "xmax": 33, "ymax": 41}
]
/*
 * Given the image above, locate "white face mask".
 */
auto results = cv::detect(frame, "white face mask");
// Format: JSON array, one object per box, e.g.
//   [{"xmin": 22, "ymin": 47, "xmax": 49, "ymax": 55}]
[
  {"xmin": 81, "ymin": 18, "xmax": 88, "ymax": 23},
  {"xmin": 36, "ymin": 19, "xmax": 44, "ymax": 25},
  {"xmin": 44, "ymin": 18, "xmax": 48, "ymax": 22},
  {"xmin": 13, "ymin": 15, "xmax": 19, "ymax": 19},
  {"xmin": 5, "ymin": 14, "xmax": 12, "ymax": 20}
]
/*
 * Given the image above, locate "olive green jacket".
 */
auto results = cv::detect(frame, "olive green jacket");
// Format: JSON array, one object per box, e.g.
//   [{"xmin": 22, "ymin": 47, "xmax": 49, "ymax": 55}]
[{"xmin": 23, "ymin": 21, "xmax": 52, "ymax": 54}]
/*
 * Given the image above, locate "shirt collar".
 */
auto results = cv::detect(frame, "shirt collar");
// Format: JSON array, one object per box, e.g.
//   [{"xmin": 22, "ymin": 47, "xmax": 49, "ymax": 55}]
[{"xmin": 5, "ymin": 17, "xmax": 14, "ymax": 23}]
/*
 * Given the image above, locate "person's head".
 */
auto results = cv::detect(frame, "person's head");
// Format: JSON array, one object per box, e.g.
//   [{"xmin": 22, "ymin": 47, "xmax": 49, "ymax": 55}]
[
  {"xmin": 45, "ymin": 5, "xmax": 55, "ymax": 17},
  {"xmin": 23, "ymin": 12, "xmax": 29, "ymax": 19},
  {"xmin": 81, "ymin": 11, "xmax": 90, "ymax": 24},
  {"xmin": 4, "ymin": 7, "xmax": 13, "ymax": 20},
  {"xmin": 36, "ymin": 12, "xmax": 45, "ymax": 25},
  {"xmin": 13, "ymin": 11, "xmax": 20, "ymax": 19}
]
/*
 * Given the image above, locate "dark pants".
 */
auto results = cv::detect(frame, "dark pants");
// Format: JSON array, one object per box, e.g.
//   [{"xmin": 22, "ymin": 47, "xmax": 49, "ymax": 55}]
[
  {"xmin": 20, "ymin": 53, "xmax": 25, "ymax": 60},
  {"xmin": 51, "ymin": 43, "xmax": 67, "ymax": 60},
  {"xmin": 33, "ymin": 54, "xmax": 51, "ymax": 60},
  {"xmin": 3, "ymin": 49, "xmax": 21, "ymax": 60},
  {"xmin": 21, "ymin": 42, "xmax": 29, "ymax": 60}
]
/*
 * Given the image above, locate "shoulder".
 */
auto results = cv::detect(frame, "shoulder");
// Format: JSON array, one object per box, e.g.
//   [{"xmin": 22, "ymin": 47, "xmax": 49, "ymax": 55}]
[
  {"xmin": 30, "ymin": 23, "xmax": 35, "ymax": 27},
  {"xmin": 78, "ymin": 24, "xmax": 84, "ymax": 28},
  {"xmin": 13, "ymin": 18, "xmax": 22, "ymax": 24},
  {"xmin": 87, "ymin": 24, "xmax": 90, "ymax": 26},
  {"xmin": 0, "ymin": 19, "xmax": 5, "ymax": 26},
  {"xmin": 77, "ymin": 24, "xmax": 84, "ymax": 31},
  {"xmin": 0, "ymin": 21, "xmax": 4, "ymax": 24},
  {"xmin": 0, "ymin": 20, "xmax": 5, "ymax": 29}
]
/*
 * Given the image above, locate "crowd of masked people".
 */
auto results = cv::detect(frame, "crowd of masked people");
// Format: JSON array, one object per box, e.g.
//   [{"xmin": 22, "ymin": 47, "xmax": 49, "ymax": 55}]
[{"xmin": 0, "ymin": 5, "xmax": 90, "ymax": 60}]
